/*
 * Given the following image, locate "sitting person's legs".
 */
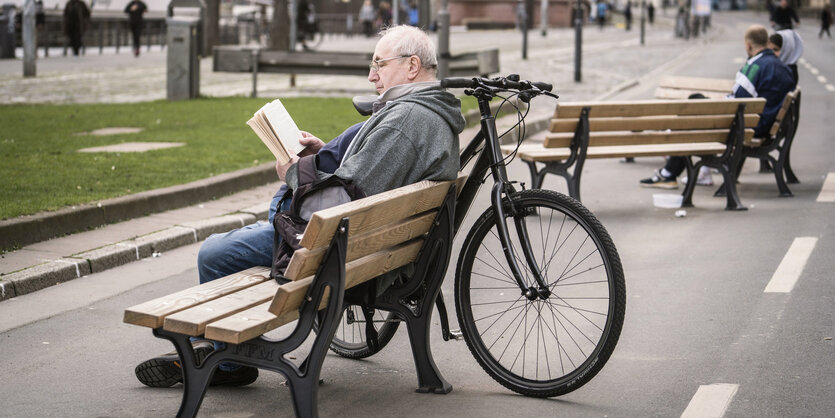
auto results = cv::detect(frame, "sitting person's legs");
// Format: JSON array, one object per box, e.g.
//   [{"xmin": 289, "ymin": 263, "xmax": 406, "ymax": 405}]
[
  {"xmin": 640, "ymin": 156, "xmax": 686, "ymax": 189},
  {"xmin": 135, "ymin": 194, "xmax": 289, "ymax": 388}
]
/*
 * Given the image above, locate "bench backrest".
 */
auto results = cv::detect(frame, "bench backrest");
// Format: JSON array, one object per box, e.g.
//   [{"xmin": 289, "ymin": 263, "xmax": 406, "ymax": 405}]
[
  {"xmin": 654, "ymin": 75, "xmax": 736, "ymax": 100},
  {"xmin": 769, "ymin": 88, "xmax": 800, "ymax": 137},
  {"xmin": 545, "ymin": 98, "xmax": 766, "ymax": 149},
  {"xmin": 205, "ymin": 175, "xmax": 463, "ymax": 343}
]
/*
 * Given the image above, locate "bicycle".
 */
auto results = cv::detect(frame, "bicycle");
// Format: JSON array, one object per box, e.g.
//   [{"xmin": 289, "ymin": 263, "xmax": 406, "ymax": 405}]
[
  {"xmin": 327, "ymin": 75, "xmax": 626, "ymax": 397},
  {"xmin": 296, "ymin": 3, "xmax": 323, "ymax": 51}
]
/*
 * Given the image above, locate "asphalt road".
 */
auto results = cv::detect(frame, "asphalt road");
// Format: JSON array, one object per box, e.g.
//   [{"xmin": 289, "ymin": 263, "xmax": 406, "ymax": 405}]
[{"xmin": 1, "ymin": 11, "xmax": 833, "ymax": 418}]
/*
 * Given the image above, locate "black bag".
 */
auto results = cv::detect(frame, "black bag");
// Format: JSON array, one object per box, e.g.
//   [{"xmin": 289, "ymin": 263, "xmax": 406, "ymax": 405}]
[{"xmin": 270, "ymin": 155, "xmax": 365, "ymax": 281}]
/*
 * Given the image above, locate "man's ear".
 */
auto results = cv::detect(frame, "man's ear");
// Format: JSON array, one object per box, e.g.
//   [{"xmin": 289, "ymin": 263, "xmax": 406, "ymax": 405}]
[{"xmin": 407, "ymin": 56, "xmax": 421, "ymax": 80}]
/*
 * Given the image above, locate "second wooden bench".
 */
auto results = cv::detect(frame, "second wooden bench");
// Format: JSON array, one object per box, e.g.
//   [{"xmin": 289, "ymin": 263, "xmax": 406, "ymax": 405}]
[{"xmin": 502, "ymin": 98, "xmax": 766, "ymax": 210}]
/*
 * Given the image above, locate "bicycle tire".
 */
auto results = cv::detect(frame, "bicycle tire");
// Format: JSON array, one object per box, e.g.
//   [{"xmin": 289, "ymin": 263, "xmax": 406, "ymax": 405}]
[
  {"xmin": 455, "ymin": 189, "xmax": 625, "ymax": 397},
  {"xmin": 300, "ymin": 31, "xmax": 324, "ymax": 51},
  {"xmin": 327, "ymin": 305, "xmax": 400, "ymax": 359}
]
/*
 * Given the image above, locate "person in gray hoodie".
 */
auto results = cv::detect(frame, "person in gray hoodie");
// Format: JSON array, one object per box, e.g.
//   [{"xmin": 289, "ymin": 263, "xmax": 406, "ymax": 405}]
[{"xmin": 134, "ymin": 25, "xmax": 464, "ymax": 389}]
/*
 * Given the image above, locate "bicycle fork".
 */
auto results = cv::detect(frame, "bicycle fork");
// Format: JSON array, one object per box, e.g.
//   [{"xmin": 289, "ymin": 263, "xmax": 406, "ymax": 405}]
[{"xmin": 479, "ymin": 102, "xmax": 551, "ymax": 301}]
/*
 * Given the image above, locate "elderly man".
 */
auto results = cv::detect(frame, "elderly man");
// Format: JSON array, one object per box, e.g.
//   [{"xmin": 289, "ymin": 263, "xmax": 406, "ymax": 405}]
[
  {"xmin": 640, "ymin": 24, "xmax": 795, "ymax": 189},
  {"xmin": 134, "ymin": 25, "xmax": 465, "ymax": 388}
]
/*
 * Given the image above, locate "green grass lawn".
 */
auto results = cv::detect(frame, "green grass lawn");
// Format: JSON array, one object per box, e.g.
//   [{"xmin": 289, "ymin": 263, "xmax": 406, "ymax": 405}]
[
  {"xmin": 0, "ymin": 97, "xmax": 368, "ymax": 220},
  {"xmin": 0, "ymin": 96, "xmax": 479, "ymax": 220}
]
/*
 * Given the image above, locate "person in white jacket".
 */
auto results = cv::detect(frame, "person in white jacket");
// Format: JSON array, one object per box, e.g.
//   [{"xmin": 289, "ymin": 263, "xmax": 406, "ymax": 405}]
[{"xmin": 768, "ymin": 29, "xmax": 804, "ymax": 83}]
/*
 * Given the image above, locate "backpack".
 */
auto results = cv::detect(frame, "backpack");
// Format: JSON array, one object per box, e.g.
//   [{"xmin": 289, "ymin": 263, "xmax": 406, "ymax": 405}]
[{"xmin": 270, "ymin": 155, "xmax": 365, "ymax": 282}]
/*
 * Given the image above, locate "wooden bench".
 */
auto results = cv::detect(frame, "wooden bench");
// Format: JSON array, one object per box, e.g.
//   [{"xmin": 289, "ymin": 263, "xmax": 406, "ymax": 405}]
[
  {"xmin": 124, "ymin": 177, "xmax": 463, "ymax": 417},
  {"xmin": 213, "ymin": 46, "xmax": 500, "ymax": 96},
  {"xmin": 501, "ymin": 98, "xmax": 766, "ymax": 211},
  {"xmin": 732, "ymin": 88, "xmax": 801, "ymax": 197},
  {"xmin": 655, "ymin": 77, "xmax": 802, "ymax": 197}
]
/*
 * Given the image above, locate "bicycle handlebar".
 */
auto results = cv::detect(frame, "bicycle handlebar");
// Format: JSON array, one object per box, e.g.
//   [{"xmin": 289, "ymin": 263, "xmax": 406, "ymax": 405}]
[{"xmin": 441, "ymin": 76, "xmax": 553, "ymax": 94}]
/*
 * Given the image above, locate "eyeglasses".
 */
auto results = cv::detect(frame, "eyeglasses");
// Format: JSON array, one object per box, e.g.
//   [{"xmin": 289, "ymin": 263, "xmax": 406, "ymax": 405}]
[{"xmin": 369, "ymin": 55, "xmax": 412, "ymax": 72}]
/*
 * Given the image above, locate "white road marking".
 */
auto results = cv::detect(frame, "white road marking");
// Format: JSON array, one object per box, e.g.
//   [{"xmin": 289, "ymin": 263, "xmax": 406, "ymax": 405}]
[
  {"xmin": 818, "ymin": 172, "xmax": 835, "ymax": 202},
  {"xmin": 810, "ymin": 67, "xmax": 820, "ymax": 75},
  {"xmin": 764, "ymin": 237, "xmax": 818, "ymax": 293},
  {"xmin": 817, "ymin": 75, "xmax": 827, "ymax": 84},
  {"xmin": 681, "ymin": 383, "xmax": 739, "ymax": 418},
  {"xmin": 826, "ymin": 84, "xmax": 835, "ymax": 93}
]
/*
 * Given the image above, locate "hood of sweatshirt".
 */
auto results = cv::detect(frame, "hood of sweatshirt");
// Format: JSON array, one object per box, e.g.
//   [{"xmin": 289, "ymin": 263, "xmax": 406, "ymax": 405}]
[{"xmin": 383, "ymin": 86, "xmax": 467, "ymax": 135}]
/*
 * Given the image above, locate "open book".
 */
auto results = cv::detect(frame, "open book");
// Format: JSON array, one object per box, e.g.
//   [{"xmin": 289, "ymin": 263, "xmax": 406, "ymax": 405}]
[{"xmin": 247, "ymin": 99, "xmax": 304, "ymax": 165}]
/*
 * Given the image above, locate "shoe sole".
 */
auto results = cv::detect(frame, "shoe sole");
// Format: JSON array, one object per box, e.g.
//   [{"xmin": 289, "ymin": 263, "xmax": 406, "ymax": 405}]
[
  {"xmin": 640, "ymin": 183, "xmax": 678, "ymax": 189},
  {"xmin": 135, "ymin": 345, "xmax": 214, "ymax": 388}
]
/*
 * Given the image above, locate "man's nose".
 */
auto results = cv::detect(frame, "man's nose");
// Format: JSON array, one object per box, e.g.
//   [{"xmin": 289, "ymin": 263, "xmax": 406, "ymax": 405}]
[{"xmin": 368, "ymin": 69, "xmax": 378, "ymax": 82}]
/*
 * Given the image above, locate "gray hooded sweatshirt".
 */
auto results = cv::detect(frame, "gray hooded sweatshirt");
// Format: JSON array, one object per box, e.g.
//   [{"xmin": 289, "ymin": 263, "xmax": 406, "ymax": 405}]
[{"xmin": 285, "ymin": 84, "xmax": 465, "ymax": 196}]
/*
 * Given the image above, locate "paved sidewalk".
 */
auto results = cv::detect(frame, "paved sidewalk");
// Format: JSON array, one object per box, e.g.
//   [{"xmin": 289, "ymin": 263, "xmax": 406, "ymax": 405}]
[{"xmin": 0, "ymin": 14, "xmax": 724, "ymax": 301}]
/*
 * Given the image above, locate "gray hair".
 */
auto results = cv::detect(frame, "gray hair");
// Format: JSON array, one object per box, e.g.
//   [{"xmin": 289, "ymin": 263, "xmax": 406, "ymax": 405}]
[{"xmin": 378, "ymin": 25, "xmax": 438, "ymax": 72}]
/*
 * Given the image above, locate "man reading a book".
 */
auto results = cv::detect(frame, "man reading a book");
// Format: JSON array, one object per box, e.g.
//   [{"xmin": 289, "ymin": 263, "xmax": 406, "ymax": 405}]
[{"xmin": 134, "ymin": 25, "xmax": 466, "ymax": 389}]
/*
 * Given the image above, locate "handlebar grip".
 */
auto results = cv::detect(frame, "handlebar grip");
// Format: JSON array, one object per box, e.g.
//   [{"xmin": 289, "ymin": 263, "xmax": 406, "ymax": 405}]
[
  {"xmin": 532, "ymin": 81, "xmax": 553, "ymax": 92},
  {"xmin": 440, "ymin": 77, "xmax": 477, "ymax": 89}
]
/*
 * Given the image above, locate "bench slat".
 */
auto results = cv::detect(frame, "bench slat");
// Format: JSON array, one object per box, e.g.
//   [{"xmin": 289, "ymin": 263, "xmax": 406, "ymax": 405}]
[
  {"xmin": 300, "ymin": 178, "xmax": 461, "ymax": 251},
  {"xmin": 658, "ymin": 75, "xmax": 735, "ymax": 91},
  {"xmin": 553, "ymin": 98, "xmax": 766, "ymax": 119},
  {"xmin": 162, "ymin": 281, "xmax": 279, "ymax": 336},
  {"xmin": 122, "ymin": 266, "xmax": 271, "ymax": 328},
  {"xmin": 285, "ymin": 211, "xmax": 436, "ymax": 281},
  {"xmin": 205, "ymin": 301, "xmax": 300, "ymax": 344},
  {"xmin": 549, "ymin": 114, "xmax": 760, "ymax": 133},
  {"xmin": 511, "ymin": 142, "xmax": 729, "ymax": 162},
  {"xmin": 268, "ymin": 239, "xmax": 424, "ymax": 316},
  {"xmin": 545, "ymin": 129, "xmax": 754, "ymax": 148},
  {"xmin": 654, "ymin": 88, "xmax": 730, "ymax": 100}
]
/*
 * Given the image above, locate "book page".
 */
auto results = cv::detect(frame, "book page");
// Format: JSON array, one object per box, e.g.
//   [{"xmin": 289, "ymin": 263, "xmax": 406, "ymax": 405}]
[
  {"xmin": 247, "ymin": 116, "xmax": 290, "ymax": 164},
  {"xmin": 262, "ymin": 99, "xmax": 304, "ymax": 156}
]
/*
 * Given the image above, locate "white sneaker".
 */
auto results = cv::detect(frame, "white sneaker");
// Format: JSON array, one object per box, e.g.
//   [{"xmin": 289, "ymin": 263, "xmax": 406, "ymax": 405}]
[{"xmin": 682, "ymin": 166, "xmax": 714, "ymax": 186}]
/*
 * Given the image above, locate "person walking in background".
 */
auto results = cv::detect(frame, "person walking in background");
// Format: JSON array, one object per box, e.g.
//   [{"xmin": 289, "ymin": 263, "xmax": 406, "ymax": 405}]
[
  {"xmin": 597, "ymin": 0, "xmax": 608, "ymax": 29},
  {"xmin": 624, "ymin": 1, "xmax": 633, "ymax": 30},
  {"xmin": 123, "ymin": 0, "xmax": 146, "ymax": 57},
  {"xmin": 359, "ymin": 0, "xmax": 375, "ymax": 37},
  {"xmin": 821, "ymin": 2, "xmax": 833, "ymax": 38},
  {"xmin": 770, "ymin": 0, "xmax": 799, "ymax": 30},
  {"xmin": 408, "ymin": 2, "xmax": 419, "ymax": 26},
  {"xmin": 648, "ymin": 1, "xmax": 655, "ymax": 25},
  {"xmin": 378, "ymin": 1, "xmax": 392, "ymax": 29},
  {"xmin": 63, "ymin": 0, "xmax": 90, "ymax": 56}
]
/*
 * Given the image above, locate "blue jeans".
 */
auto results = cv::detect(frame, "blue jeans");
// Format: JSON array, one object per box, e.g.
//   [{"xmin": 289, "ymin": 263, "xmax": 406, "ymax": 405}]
[
  {"xmin": 195, "ymin": 189, "xmax": 289, "ymax": 370},
  {"xmin": 197, "ymin": 189, "xmax": 290, "ymax": 284}
]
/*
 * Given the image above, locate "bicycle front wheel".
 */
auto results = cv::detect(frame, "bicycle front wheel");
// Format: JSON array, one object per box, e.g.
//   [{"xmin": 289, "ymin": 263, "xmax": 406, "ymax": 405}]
[{"xmin": 455, "ymin": 189, "xmax": 625, "ymax": 397}]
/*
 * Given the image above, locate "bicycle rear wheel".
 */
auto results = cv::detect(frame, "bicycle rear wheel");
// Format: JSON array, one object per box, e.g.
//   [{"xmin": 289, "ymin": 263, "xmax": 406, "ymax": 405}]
[
  {"xmin": 455, "ymin": 189, "xmax": 625, "ymax": 397},
  {"xmin": 328, "ymin": 305, "xmax": 400, "ymax": 359}
]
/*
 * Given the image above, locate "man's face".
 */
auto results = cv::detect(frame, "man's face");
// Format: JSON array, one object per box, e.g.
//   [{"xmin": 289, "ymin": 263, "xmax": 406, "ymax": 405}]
[
  {"xmin": 780, "ymin": 0, "xmax": 787, "ymax": 8},
  {"xmin": 368, "ymin": 37, "xmax": 412, "ymax": 94}
]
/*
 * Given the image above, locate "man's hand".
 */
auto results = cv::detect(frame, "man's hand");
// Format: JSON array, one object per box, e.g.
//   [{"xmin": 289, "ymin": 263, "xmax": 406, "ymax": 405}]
[
  {"xmin": 298, "ymin": 131, "xmax": 325, "ymax": 157},
  {"xmin": 276, "ymin": 155, "xmax": 299, "ymax": 181}
]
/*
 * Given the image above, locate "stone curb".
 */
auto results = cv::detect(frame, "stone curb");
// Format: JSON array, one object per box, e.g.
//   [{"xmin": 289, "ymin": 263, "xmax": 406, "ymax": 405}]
[
  {"xmin": 0, "ymin": 209, "xmax": 268, "ymax": 302},
  {"xmin": 0, "ymin": 162, "xmax": 278, "ymax": 252}
]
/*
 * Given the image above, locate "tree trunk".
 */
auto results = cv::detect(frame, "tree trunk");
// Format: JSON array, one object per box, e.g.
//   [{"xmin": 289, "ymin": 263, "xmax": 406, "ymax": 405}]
[{"xmin": 271, "ymin": 0, "xmax": 291, "ymax": 51}]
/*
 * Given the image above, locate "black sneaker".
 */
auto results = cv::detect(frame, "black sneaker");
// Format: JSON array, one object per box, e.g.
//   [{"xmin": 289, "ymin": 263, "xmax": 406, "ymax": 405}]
[
  {"xmin": 135, "ymin": 340, "xmax": 214, "ymax": 388},
  {"xmin": 210, "ymin": 366, "xmax": 259, "ymax": 386},
  {"xmin": 639, "ymin": 170, "xmax": 678, "ymax": 189}
]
